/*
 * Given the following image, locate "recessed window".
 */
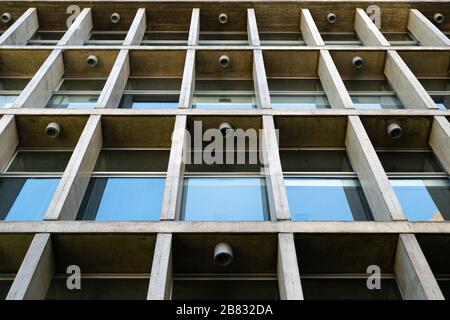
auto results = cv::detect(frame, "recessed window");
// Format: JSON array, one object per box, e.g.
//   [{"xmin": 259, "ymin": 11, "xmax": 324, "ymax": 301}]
[
  {"xmin": 437, "ymin": 279, "xmax": 450, "ymax": 299},
  {"xmin": 259, "ymin": 32, "xmax": 305, "ymax": 46},
  {"xmin": 280, "ymin": 150, "xmax": 353, "ymax": 172},
  {"xmin": 85, "ymin": 31, "xmax": 127, "ymax": 45},
  {"xmin": 0, "ymin": 279, "xmax": 13, "ymax": 299},
  {"xmin": 198, "ymin": 32, "xmax": 248, "ymax": 46},
  {"xmin": 344, "ymin": 79, "xmax": 404, "ymax": 109},
  {"xmin": 27, "ymin": 31, "xmax": 65, "ymax": 45},
  {"xmin": 45, "ymin": 79, "xmax": 105, "ymax": 109},
  {"xmin": 0, "ymin": 78, "xmax": 30, "ymax": 108},
  {"xmin": 377, "ymin": 151, "xmax": 445, "ymax": 173},
  {"xmin": 383, "ymin": 32, "xmax": 420, "ymax": 46},
  {"xmin": 94, "ymin": 150, "xmax": 170, "ymax": 172},
  {"xmin": 181, "ymin": 177, "xmax": 269, "ymax": 221},
  {"xmin": 141, "ymin": 32, "xmax": 188, "ymax": 46},
  {"xmin": 418, "ymin": 78, "xmax": 450, "ymax": 110},
  {"xmin": 321, "ymin": 32, "xmax": 362, "ymax": 46}
]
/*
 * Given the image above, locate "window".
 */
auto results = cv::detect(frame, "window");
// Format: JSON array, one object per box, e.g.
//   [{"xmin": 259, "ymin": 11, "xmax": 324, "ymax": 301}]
[
  {"xmin": 0, "ymin": 78, "xmax": 30, "ymax": 108},
  {"xmin": 27, "ymin": 31, "xmax": 65, "ymax": 45},
  {"xmin": 321, "ymin": 32, "xmax": 362, "ymax": 46},
  {"xmin": 378, "ymin": 150, "xmax": 450, "ymax": 221},
  {"xmin": 192, "ymin": 79, "xmax": 256, "ymax": 109},
  {"xmin": 259, "ymin": 32, "xmax": 305, "ymax": 46},
  {"xmin": 301, "ymin": 275, "xmax": 402, "ymax": 300},
  {"xmin": 383, "ymin": 32, "xmax": 420, "ymax": 46},
  {"xmin": 141, "ymin": 32, "xmax": 188, "ymax": 46},
  {"xmin": 198, "ymin": 32, "xmax": 248, "ymax": 46},
  {"xmin": 85, "ymin": 31, "xmax": 127, "ymax": 45},
  {"xmin": 119, "ymin": 77, "xmax": 181, "ymax": 109},
  {"xmin": 268, "ymin": 78, "xmax": 331, "ymax": 109},
  {"xmin": 0, "ymin": 278, "xmax": 14, "ymax": 299},
  {"xmin": 0, "ymin": 150, "xmax": 71, "ymax": 221},
  {"xmin": 437, "ymin": 278, "xmax": 450, "ymax": 299},
  {"xmin": 45, "ymin": 79, "xmax": 105, "ymax": 108},
  {"xmin": 344, "ymin": 79, "xmax": 404, "ymax": 109},
  {"xmin": 418, "ymin": 78, "xmax": 450, "ymax": 110},
  {"xmin": 282, "ymin": 149, "xmax": 373, "ymax": 221},
  {"xmin": 76, "ymin": 149, "xmax": 169, "ymax": 221}
]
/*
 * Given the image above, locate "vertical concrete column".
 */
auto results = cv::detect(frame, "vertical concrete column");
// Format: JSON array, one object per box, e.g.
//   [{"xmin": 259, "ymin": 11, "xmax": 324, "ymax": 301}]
[
  {"xmin": 345, "ymin": 116, "xmax": 406, "ymax": 221},
  {"xmin": 6, "ymin": 234, "xmax": 54, "ymax": 300},
  {"xmin": 45, "ymin": 115, "xmax": 103, "ymax": 220},
  {"xmin": 148, "ymin": 233, "xmax": 173, "ymax": 300},
  {"xmin": 429, "ymin": 116, "xmax": 450, "ymax": 173},
  {"xmin": 13, "ymin": 50, "xmax": 65, "ymax": 108},
  {"xmin": 57, "ymin": 8, "xmax": 93, "ymax": 46},
  {"xmin": 354, "ymin": 8, "xmax": 390, "ymax": 46},
  {"xmin": 0, "ymin": 8, "xmax": 38, "ymax": 45},
  {"xmin": 178, "ymin": 50, "xmax": 196, "ymax": 109},
  {"xmin": 188, "ymin": 8, "xmax": 200, "ymax": 46},
  {"xmin": 123, "ymin": 8, "xmax": 146, "ymax": 46},
  {"xmin": 318, "ymin": 50, "xmax": 354, "ymax": 109},
  {"xmin": 253, "ymin": 50, "xmax": 271, "ymax": 109},
  {"xmin": 0, "ymin": 115, "xmax": 18, "ymax": 172},
  {"xmin": 96, "ymin": 50, "xmax": 130, "ymax": 109},
  {"xmin": 262, "ymin": 116, "xmax": 291, "ymax": 220},
  {"xmin": 160, "ymin": 116, "xmax": 187, "ymax": 221},
  {"xmin": 395, "ymin": 234, "xmax": 444, "ymax": 300},
  {"xmin": 278, "ymin": 233, "xmax": 303, "ymax": 300},
  {"xmin": 247, "ymin": 8, "xmax": 260, "ymax": 46},
  {"xmin": 300, "ymin": 9, "xmax": 324, "ymax": 46},
  {"xmin": 408, "ymin": 9, "xmax": 450, "ymax": 46},
  {"xmin": 384, "ymin": 51, "xmax": 436, "ymax": 109}
]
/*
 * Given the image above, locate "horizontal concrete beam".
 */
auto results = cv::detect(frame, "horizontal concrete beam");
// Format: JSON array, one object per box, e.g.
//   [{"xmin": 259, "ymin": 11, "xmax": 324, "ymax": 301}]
[{"xmin": 0, "ymin": 8, "xmax": 38, "ymax": 45}]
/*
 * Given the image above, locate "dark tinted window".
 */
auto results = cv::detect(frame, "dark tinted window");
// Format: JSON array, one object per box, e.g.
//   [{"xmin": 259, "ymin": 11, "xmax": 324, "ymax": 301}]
[
  {"xmin": 94, "ymin": 150, "xmax": 170, "ymax": 172},
  {"xmin": 280, "ymin": 150, "xmax": 353, "ymax": 172},
  {"xmin": 7, "ymin": 151, "xmax": 72, "ymax": 172},
  {"xmin": 377, "ymin": 151, "xmax": 445, "ymax": 173}
]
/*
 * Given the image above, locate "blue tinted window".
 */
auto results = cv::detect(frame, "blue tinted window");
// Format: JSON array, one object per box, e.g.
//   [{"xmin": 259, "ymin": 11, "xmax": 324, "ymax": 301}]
[
  {"xmin": 45, "ymin": 95, "xmax": 98, "ymax": 109},
  {"xmin": 0, "ymin": 95, "xmax": 18, "ymax": 108},
  {"xmin": 0, "ymin": 178, "xmax": 60, "ymax": 221},
  {"xmin": 391, "ymin": 179, "xmax": 450, "ymax": 221},
  {"xmin": 192, "ymin": 96, "xmax": 256, "ymax": 109},
  {"xmin": 181, "ymin": 178, "xmax": 269, "ymax": 221},
  {"xmin": 77, "ymin": 178, "xmax": 165, "ymax": 221},
  {"xmin": 351, "ymin": 95, "xmax": 404, "ymax": 109},
  {"xmin": 286, "ymin": 178, "xmax": 373, "ymax": 221}
]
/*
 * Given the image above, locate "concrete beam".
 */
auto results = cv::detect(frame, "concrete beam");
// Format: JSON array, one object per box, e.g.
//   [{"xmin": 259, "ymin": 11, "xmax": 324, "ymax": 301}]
[
  {"xmin": 354, "ymin": 8, "xmax": 390, "ymax": 46},
  {"xmin": 6, "ymin": 233, "xmax": 54, "ymax": 300},
  {"xmin": 45, "ymin": 115, "xmax": 103, "ymax": 220},
  {"xmin": 385, "ymin": 50, "xmax": 436, "ymax": 109},
  {"xmin": 262, "ymin": 116, "xmax": 291, "ymax": 220},
  {"xmin": 408, "ymin": 9, "xmax": 450, "ymax": 47},
  {"xmin": 0, "ymin": 8, "xmax": 38, "ymax": 45},
  {"xmin": 318, "ymin": 50, "xmax": 354, "ymax": 109},
  {"xmin": 345, "ymin": 116, "xmax": 406, "ymax": 221},
  {"xmin": 0, "ymin": 115, "xmax": 18, "ymax": 172},
  {"xmin": 160, "ymin": 116, "xmax": 187, "ymax": 220},
  {"xmin": 187, "ymin": 8, "xmax": 200, "ymax": 46},
  {"xmin": 247, "ymin": 8, "xmax": 260, "ymax": 46},
  {"xmin": 300, "ymin": 9, "xmax": 324, "ymax": 46},
  {"xmin": 13, "ymin": 50, "xmax": 64, "ymax": 109},
  {"xmin": 429, "ymin": 116, "xmax": 450, "ymax": 173},
  {"xmin": 57, "ymin": 8, "xmax": 92, "ymax": 46},
  {"xmin": 148, "ymin": 233, "xmax": 172, "ymax": 300},
  {"xmin": 178, "ymin": 50, "xmax": 195, "ymax": 109},
  {"xmin": 395, "ymin": 234, "xmax": 444, "ymax": 300},
  {"xmin": 253, "ymin": 50, "xmax": 271, "ymax": 109},
  {"xmin": 123, "ymin": 8, "xmax": 146, "ymax": 46},
  {"xmin": 277, "ymin": 233, "xmax": 303, "ymax": 300},
  {"xmin": 96, "ymin": 50, "xmax": 130, "ymax": 109}
]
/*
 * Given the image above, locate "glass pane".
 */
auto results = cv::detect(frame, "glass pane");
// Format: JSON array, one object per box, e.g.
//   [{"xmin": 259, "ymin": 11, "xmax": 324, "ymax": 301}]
[
  {"xmin": 377, "ymin": 151, "xmax": 445, "ymax": 173},
  {"xmin": 419, "ymin": 78, "xmax": 450, "ymax": 91},
  {"xmin": 0, "ymin": 78, "xmax": 30, "ymax": 90},
  {"xmin": 391, "ymin": 179, "xmax": 450, "ymax": 221},
  {"xmin": 0, "ymin": 178, "xmax": 60, "ymax": 221},
  {"xmin": 119, "ymin": 94, "xmax": 179, "ymax": 109},
  {"xmin": 351, "ymin": 95, "xmax": 404, "ymax": 109},
  {"xmin": 181, "ymin": 178, "xmax": 269, "ymax": 221},
  {"xmin": 0, "ymin": 95, "xmax": 17, "ymax": 108},
  {"xmin": 186, "ymin": 150, "xmax": 262, "ymax": 173},
  {"xmin": 431, "ymin": 95, "xmax": 450, "ymax": 110},
  {"xmin": 45, "ymin": 94, "xmax": 99, "ymax": 109},
  {"xmin": 321, "ymin": 33, "xmax": 360, "ymax": 41},
  {"xmin": 344, "ymin": 79, "xmax": 393, "ymax": 91},
  {"xmin": 77, "ymin": 178, "xmax": 165, "ymax": 221},
  {"xmin": 29, "ymin": 31, "xmax": 65, "ymax": 40},
  {"xmin": 259, "ymin": 32, "xmax": 303, "ymax": 42},
  {"xmin": 124, "ymin": 78, "xmax": 182, "ymax": 91},
  {"xmin": 195, "ymin": 79, "xmax": 255, "ymax": 91},
  {"xmin": 88, "ymin": 32, "xmax": 127, "ymax": 40},
  {"xmin": 280, "ymin": 150, "xmax": 354, "ymax": 172},
  {"xmin": 268, "ymin": 79, "xmax": 323, "ymax": 92},
  {"xmin": 271, "ymin": 95, "xmax": 331, "ymax": 109},
  {"xmin": 46, "ymin": 278, "xmax": 149, "ymax": 300},
  {"xmin": 437, "ymin": 280, "xmax": 450, "ymax": 299},
  {"xmin": 58, "ymin": 79, "xmax": 106, "ymax": 91},
  {"xmin": 301, "ymin": 278, "xmax": 402, "ymax": 300},
  {"xmin": 192, "ymin": 95, "xmax": 256, "ymax": 109},
  {"xmin": 286, "ymin": 178, "xmax": 373, "ymax": 221},
  {"xmin": 142, "ymin": 32, "xmax": 188, "ymax": 41},
  {"xmin": 199, "ymin": 32, "xmax": 248, "ymax": 41},
  {"xmin": 7, "ymin": 151, "xmax": 72, "ymax": 172},
  {"xmin": 0, "ymin": 280, "xmax": 13, "ymax": 299},
  {"xmin": 172, "ymin": 280, "xmax": 279, "ymax": 300},
  {"xmin": 383, "ymin": 32, "xmax": 419, "ymax": 45},
  {"xmin": 94, "ymin": 150, "xmax": 170, "ymax": 172}
]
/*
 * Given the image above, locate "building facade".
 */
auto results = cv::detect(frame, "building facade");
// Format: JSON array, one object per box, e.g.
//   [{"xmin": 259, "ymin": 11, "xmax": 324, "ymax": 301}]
[{"xmin": 0, "ymin": 0, "xmax": 449, "ymax": 300}]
